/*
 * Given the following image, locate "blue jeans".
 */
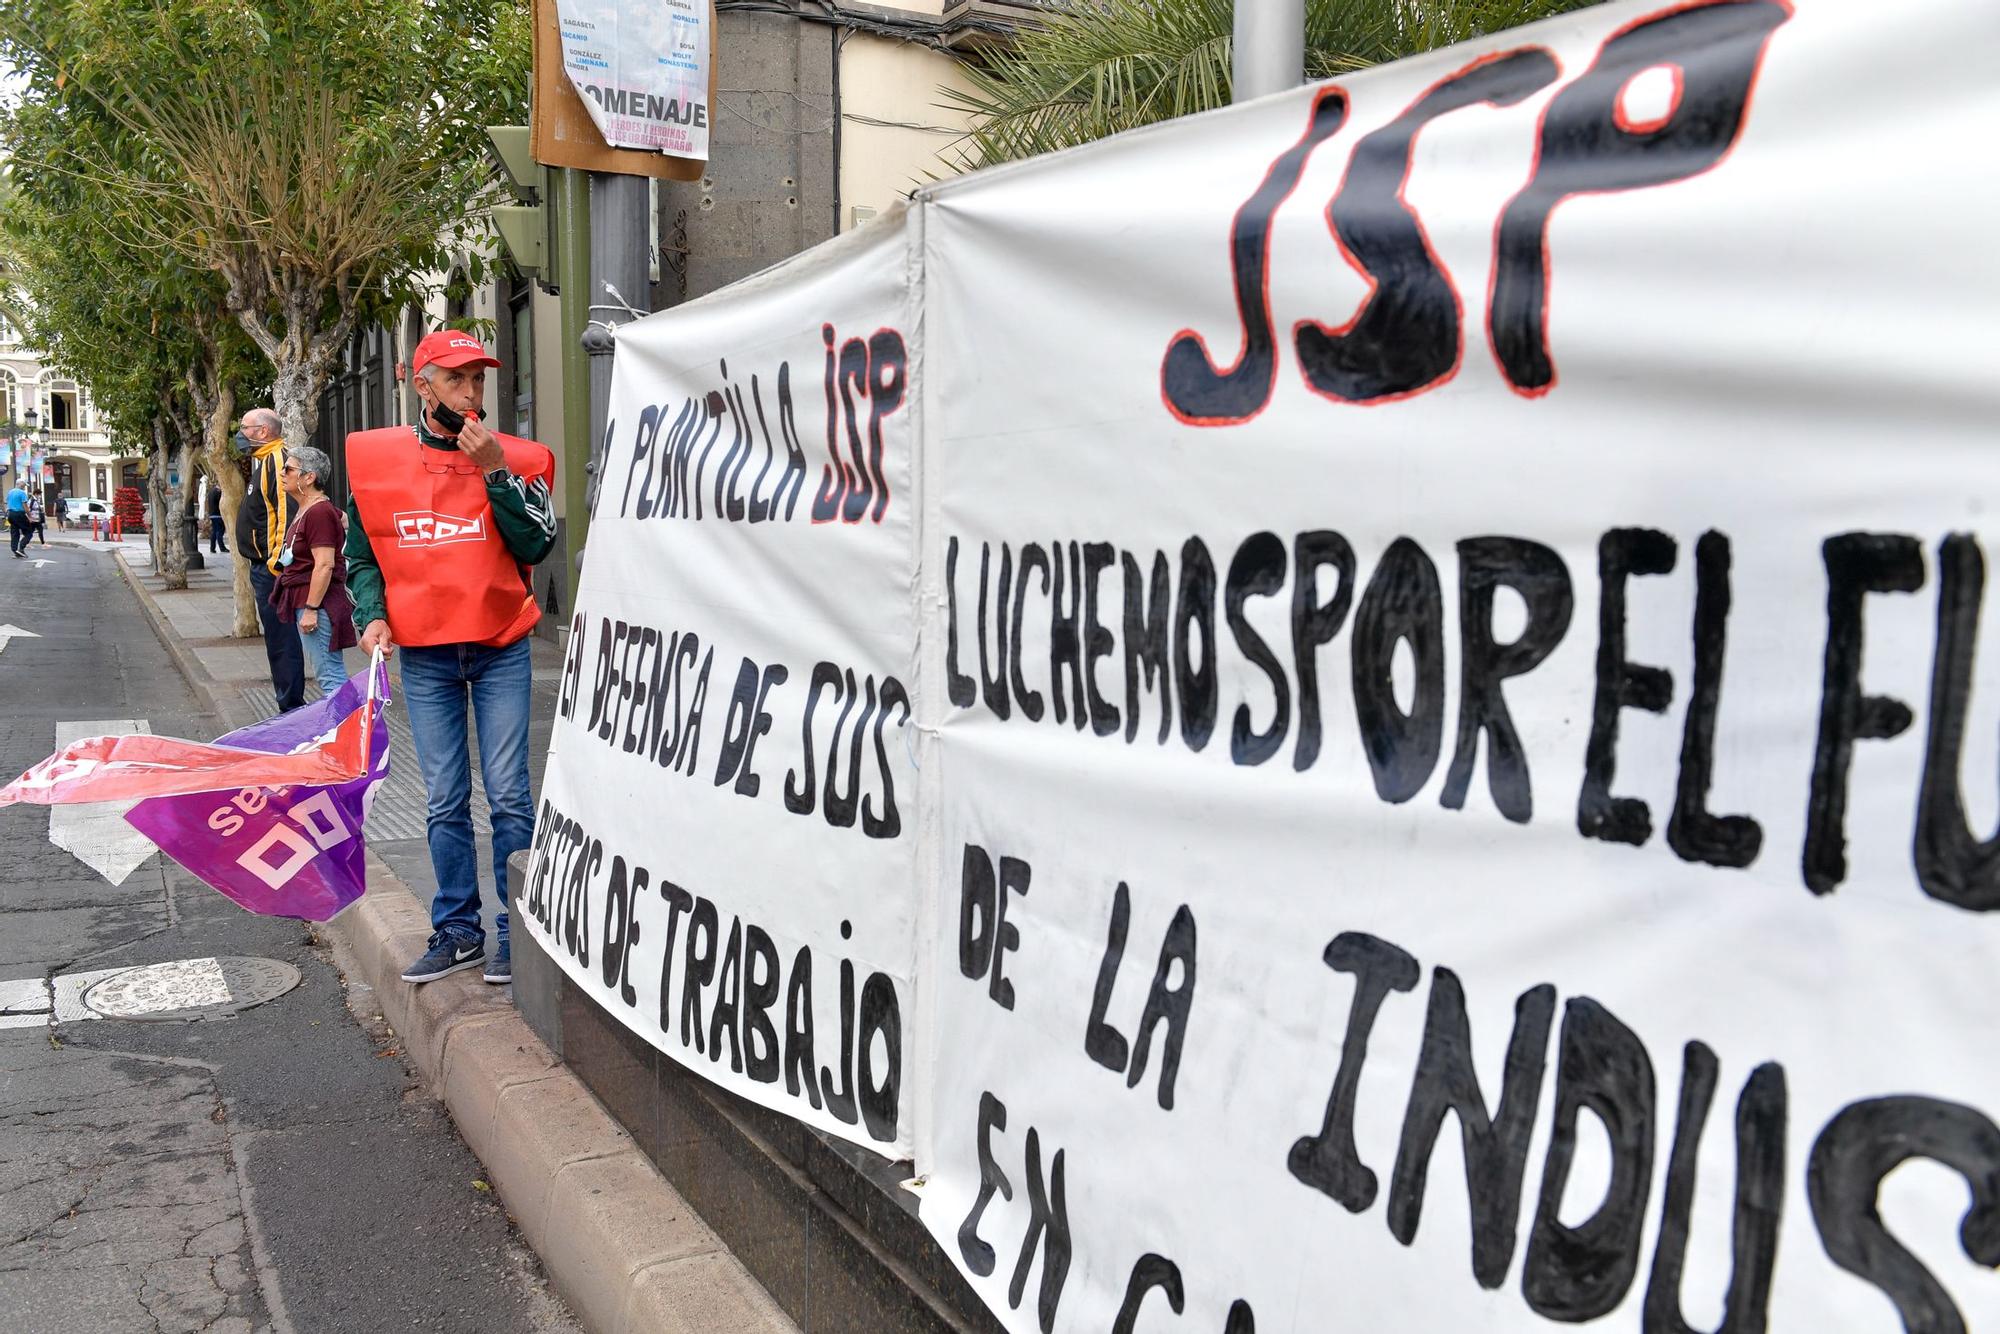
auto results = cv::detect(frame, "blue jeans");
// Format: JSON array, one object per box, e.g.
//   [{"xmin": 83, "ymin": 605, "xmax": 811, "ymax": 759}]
[
  {"xmin": 294, "ymin": 610, "xmax": 349, "ymax": 698},
  {"xmin": 248, "ymin": 562, "xmax": 306, "ymax": 711},
  {"xmin": 400, "ymin": 637, "xmax": 535, "ymax": 947}
]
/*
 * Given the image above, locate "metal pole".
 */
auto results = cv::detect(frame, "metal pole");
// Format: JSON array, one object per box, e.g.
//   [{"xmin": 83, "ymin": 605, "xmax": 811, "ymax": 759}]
[
  {"xmin": 1233, "ymin": 0, "xmax": 1306, "ymax": 104},
  {"xmin": 553, "ymin": 166, "xmax": 592, "ymax": 581},
  {"xmin": 580, "ymin": 171, "xmax": 651, "ymax": 560}
]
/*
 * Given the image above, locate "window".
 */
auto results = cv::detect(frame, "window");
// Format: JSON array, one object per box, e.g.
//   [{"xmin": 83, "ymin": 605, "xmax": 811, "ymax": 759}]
[
  {"xmin": 49, "ymin": 386, "xmax": 79, "ymax": 431},
  {"xmin": 364, "ymin": 326, "xmax": 389, "ymax": 428},
  {"xmin": 445, "ymin": 267, "xmax": 471, "ymax": 326},
  {"xmin": 401, "ymin": 308, "xmax": 425, "ymax": 423}
]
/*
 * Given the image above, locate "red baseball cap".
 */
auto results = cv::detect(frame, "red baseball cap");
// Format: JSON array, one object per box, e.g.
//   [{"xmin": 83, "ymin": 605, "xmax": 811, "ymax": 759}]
[{"xmin": 413, "ymin": 329, "xmax": 500, "ymax": 376}]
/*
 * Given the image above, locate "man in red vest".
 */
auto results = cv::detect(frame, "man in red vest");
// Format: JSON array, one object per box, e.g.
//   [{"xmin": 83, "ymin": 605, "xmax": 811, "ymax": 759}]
[{"xmin": 344, "ymin": 330, "xmax": 556, "ymax": 986}]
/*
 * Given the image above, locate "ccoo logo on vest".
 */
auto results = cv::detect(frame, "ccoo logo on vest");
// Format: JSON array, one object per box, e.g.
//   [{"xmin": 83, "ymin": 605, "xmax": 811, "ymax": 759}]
[{"xmin": 392, "ymin": 510, "xmax": 486, "ymax": 547}]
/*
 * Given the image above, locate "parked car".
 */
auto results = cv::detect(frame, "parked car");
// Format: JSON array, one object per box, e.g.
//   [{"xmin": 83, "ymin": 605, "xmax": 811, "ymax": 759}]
[{"xmin": 63, "ymin": 497, "xmax": 112, "ymax": 525}]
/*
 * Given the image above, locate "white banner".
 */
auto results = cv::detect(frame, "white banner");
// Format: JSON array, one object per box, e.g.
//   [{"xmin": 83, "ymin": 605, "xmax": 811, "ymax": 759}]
[
  {"xmin": 532, "ymin": 0, "xmax": 2000, "ymax": 1328},
  {"xmin": 554, "ymin": 0, "xmax": 710, "ymax": 159},
  {"xmin": 524, "ymin": 214, "xmax": 920, "ymax": 1154}
]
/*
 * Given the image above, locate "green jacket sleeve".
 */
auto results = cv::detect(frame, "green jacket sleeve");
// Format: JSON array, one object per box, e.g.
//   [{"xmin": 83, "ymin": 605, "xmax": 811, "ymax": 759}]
[
  {"xmin": 487, "ymin": 472, "xmax": 558, "ymax": 566},
  {"xmin": 344, "ymin": 496, "xmax": 386, "ymax": 629}
]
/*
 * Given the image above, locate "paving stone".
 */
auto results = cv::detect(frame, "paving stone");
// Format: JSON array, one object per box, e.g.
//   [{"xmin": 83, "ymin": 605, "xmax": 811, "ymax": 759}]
[
  {"xmin": 617, "ymin": 1251, "xmax": 800, "ymax": 1334},
  {"xmin": 541, "ymin": 1151, "xmax": 720, "ymax": 1333},
  {"xmin": 484, "ymin": 1071, "xmax": 634, "ymax": 1254}
]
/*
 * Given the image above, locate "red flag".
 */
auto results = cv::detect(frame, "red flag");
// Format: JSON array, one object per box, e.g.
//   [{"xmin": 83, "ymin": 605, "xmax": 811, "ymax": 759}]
[{"xmin": 0, "ymin": 695, "xmax": 374, "ymax": 807}]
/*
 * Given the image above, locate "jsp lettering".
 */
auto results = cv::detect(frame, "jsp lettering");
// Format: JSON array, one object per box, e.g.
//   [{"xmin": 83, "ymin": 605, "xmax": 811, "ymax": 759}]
[{"xmin": 1162, "ymin": 0, "xmax": 1791, "ymax": 421}]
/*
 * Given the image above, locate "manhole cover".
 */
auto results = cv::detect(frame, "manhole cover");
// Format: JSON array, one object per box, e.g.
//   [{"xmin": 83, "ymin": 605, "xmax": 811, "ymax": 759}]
[{"xmin": 82, "ymin": 957, "xmax": 302, "ymax": 1022}]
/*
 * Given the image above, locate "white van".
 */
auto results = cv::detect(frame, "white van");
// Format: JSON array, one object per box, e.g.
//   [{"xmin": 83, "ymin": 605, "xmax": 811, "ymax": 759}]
[{"xmin": 64, "ymin": 497, "xmax": 112, "ymax": 525}]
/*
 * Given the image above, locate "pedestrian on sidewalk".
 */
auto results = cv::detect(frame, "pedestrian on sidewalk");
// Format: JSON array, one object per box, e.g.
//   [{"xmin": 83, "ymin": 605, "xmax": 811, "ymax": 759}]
[
  {"xmin": 26, "ymin": 493, "xmax": 45, "ymax": 545},
  {"xmin": 233, "ymin": 408, "xmax": 306, "ymax": 713},
  {"xmin": 347, "ymin": 331, "xmax": 555, "ymax": 987},
  {"xmin": 5, "ymin": 480, "xmax": 27, "ymax": 557},
  {"xmin": 206, "ymin": 477, "xmax": 229, "ymax": 553},
  {"xmin": 271, "ymin": 444, "xmax": 357, "ymax": 699}
]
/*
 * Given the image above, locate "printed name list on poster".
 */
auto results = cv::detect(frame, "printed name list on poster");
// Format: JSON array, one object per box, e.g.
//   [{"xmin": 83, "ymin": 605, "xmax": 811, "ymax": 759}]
[
  {"xmin": 527, "ymin": 0, "xmax": 2000, "ymax": 1329},
  {"xmin": 555, "ymin": 0, "xmax": 710, "ymax": 159}
]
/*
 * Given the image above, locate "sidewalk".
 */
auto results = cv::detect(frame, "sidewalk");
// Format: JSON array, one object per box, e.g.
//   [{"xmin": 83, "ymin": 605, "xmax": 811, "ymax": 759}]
[{"xmin": 93, "ymin": 533, "xmax": 796, "ymax": 1334}]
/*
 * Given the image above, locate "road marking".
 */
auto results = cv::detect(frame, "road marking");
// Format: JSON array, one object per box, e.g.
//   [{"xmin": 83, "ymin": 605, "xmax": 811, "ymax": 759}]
[
  {"xmin": 0, "ymin": 968, "xmax": 131, "ymax": 1029},
  {"xmin": 0, "ymin": 623, "xmax": 38, "ymax": 654},
  {"xmin": 0, "ymin": 977, "xmax": 52, "ymax": 1029},
  {"xmin": 0, "ymin": 961, "xmax": 300, "ymax": 1029},
  {"xmin": 28, "ymin": 558, "xmax": 52, "ymax": 568},
  {"xmin": 49, "ymin": 719, "xmax": 158, "ymax": 885}
]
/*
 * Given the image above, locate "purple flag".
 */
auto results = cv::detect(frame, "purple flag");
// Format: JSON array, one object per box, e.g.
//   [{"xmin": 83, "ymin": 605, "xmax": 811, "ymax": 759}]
[{"xmin": 125, "ymin": 659, "xmax": 392, "ymax": 921}]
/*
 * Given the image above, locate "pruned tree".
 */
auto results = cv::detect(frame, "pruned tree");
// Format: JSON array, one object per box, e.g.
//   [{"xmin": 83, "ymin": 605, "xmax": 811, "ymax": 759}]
[
  {"xmin": 0, "ymin": 90, "xmax": 269, "ymax": 605},
  {"xmin": 0, "ymin": 0, "xmax": 530, "ymax": 445}
]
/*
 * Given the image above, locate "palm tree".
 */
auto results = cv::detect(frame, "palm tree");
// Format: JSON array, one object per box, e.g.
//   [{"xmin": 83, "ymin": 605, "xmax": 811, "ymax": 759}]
[{"xmin": 947, "ymin": 0, "xmax": 1605, "ymax": 167}]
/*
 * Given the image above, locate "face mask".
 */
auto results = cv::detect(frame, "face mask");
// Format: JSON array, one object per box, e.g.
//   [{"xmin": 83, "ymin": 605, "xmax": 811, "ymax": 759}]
[
  {"xmin": 429, "ymin": 400, "xmax": 466, "ymax": 435},
  {"xmin": 231, "ymin": 430, "xmax": 255, "ymax": 456},
  {"xmin": 427, "ymin": 396, "xmax": 482, "ymax": 436}
]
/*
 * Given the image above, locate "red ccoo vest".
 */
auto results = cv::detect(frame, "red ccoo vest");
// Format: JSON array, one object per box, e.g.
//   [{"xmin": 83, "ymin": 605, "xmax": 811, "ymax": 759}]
[{"xmin": 345, "ymin": 426, "xmax": 555, "ymax": 649}]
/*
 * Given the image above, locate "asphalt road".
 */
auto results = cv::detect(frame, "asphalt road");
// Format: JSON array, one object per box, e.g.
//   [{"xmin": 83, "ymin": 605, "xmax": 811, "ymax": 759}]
[{"xmin": 0, "ymin": 539, "xmax": 580, "ymax": 1334}]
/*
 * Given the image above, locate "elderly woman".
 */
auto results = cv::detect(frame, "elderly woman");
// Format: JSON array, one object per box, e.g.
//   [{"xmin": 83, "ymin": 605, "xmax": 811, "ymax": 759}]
[{"xmin": 271, "ymin": 443, "xmax": 358, "ymax": 698}]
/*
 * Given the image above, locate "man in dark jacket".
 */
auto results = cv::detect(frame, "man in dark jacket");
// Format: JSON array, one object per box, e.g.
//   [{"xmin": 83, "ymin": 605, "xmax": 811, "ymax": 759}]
[
  {"xmin": 206, "ymin": 478, "xmax": 229, "ymax": 553},
  {"xmin": 233, "ymin": 408, "xmax": 305, "ymax": 712}
]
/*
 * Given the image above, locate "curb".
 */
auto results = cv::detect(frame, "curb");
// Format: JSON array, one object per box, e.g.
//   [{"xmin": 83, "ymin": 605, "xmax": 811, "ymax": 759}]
[
  {"xmin": 114, "ymin": 547, "xmax": 795, "ymax": 1334},
  {"xmin": 337, "ymin": 876, "xmax": 794, "ymax": 1334}
]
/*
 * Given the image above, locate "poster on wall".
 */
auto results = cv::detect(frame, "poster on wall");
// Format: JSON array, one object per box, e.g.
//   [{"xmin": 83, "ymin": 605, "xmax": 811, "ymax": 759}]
[
  {"xmin": 552, "ymin": 0, "xmax": 710, "ymax": 160},
  {"xmin": 538, "ymin": 0, "xmax": 2000, "ymax": 1328},
  {"xmin": 525, "ymin": 216, "xmax": 922, "ymax": 1156}
]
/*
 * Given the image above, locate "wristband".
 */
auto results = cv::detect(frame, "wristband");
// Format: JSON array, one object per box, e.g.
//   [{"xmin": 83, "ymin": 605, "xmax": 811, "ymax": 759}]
[{"xmin": 304, "ymin": 604, "xmax": 322, "ymax": 613}]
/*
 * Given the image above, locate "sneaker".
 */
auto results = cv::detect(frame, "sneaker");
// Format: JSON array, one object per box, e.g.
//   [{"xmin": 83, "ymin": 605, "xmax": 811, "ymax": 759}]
[
  {"xmin": 484, "ymin": 941, "xmax": 512, "ymax": 985},
  {"xmin": 400, "ymin": 933, "xmax": 485, "ymax": 983}
]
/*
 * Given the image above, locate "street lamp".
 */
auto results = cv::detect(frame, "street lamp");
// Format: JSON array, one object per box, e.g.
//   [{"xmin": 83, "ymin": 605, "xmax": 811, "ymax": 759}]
[
  {"xmin": 23, "ymin": 409, "xmax": 43, "ymax": 505},
  {"xmin": 0, "ymin": 406, "xmax": 33, "ymax": 496}
]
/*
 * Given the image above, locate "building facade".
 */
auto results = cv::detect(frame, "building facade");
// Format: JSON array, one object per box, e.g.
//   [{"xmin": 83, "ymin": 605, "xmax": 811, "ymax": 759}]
[
  {"xmin": 0, "ymin": 313, "xmax": 125, "ymax": 508},
  {"xmin": 659, "ymin": 0, "xmax": 1030, "ymax": 300}
]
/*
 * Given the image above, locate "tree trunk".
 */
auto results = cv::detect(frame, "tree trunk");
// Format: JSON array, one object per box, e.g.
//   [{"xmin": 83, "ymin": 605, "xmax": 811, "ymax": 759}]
[
  {"xmin": 243, "ymin": 290, "xmax": 349, "ymax": 451},
  {"xmin": 150, "ymin": 418, "xmax": 190, "ymax": 589},
  {"xmin": 273, "ymin": 361, "xmax": 317, "ymax": 451},
  {"xmin": 211, "ymin": 418, "xmax": 259, "ymax": 640},
  {"xmin": 146, "ymin": 419, "xmax": 165, "ymax": 571},
  {"xmin": 188, "ymin": 366, "xmax": 257, "ymax": 637}
]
